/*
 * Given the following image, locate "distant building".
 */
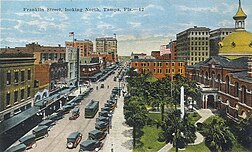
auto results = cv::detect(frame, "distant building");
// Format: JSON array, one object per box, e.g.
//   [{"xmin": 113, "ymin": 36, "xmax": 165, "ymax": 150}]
[
  {"xmin": 151, "ymin": 51, "xmax": 160, "ymax": 59},
  {"xmin": 0, "ymin": 53, "xmax": 35, "ymax": 121},
  {"xmin": 65, "ymin": 47, "xmax": 78, "ymax": 87},
  {"xmin": 65, "ymin": 39, "xmax": 93, "ymax": 58},
  {"xmin": 131, "ymin": 59, "xmax": 186, "ymax": 80},
  {"xmin": 96, "ymin": 37, "xmax": 117, "ymax": 62},
  {"xmin": 176, "ymin": 26, "xmax": 210, "ymax": 65},
  {"xmin": 80, "ymin": 57, "xmax": 101, "ymax": 82},
  {"xmin": 209, "ymin": 28, "xmax": 235, "ymax": 56}
]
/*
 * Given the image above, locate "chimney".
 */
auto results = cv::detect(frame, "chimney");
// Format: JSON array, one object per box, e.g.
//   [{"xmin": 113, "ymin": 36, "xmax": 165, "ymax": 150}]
[{"xmin": 248, "ymin": 57, "xmax": 252, "ymax": 77}]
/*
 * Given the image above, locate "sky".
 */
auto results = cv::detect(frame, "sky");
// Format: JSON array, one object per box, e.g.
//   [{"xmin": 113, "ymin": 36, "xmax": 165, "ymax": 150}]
[{"xmin": 1, "ymin": 0, "xmax": 252, "ymax": 56}]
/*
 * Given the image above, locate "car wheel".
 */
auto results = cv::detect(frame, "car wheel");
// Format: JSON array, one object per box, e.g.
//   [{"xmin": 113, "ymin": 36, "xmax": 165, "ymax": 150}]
[{"xmin": 32, "ymin": 142, "xmax": 37, "ymax": 148}]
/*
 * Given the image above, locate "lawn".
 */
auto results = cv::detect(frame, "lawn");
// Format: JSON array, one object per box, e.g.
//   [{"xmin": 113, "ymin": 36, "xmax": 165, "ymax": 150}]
[
  {"xmin": 147, "ymin": 112, "xmax": 162, "ymax": 122},
  {"xmin": 170, "ymin": 142, "xmax": 210, "ymax": 152},
  {"xmin": 188, "ymin": 112, "xmax": 201, "ymax": 124},
  {"xmin": 134, "ymin": 125, "xmax": 166, "ymax": 152}
]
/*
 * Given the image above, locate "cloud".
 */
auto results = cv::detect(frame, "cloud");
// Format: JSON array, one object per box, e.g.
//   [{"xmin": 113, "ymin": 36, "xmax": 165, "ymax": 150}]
[
  {"xmin": 176, "ymin": 5, "xmax": 218, "ymax": 13},
  {"xmin": 145, "ymin": 4, "xmax": 164, "ymax": 11},
  {"xmin": 128, "ymin": 21, "xmax": 141, "ymax": 28},
  {"xmin": 217, "ymin": 20, "xmax": 233, "ymax": 28}
]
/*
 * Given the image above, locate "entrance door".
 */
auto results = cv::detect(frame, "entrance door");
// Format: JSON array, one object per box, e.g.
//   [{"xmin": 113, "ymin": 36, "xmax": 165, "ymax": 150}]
[{"xmin": 207, "ymin": 95, "xmax": 215, "ymax": 109}]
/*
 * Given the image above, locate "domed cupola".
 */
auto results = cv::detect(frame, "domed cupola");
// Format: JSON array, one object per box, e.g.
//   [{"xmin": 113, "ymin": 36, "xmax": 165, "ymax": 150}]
[{"xmin": 233, "ymin": 0, "xmax": 247, "ymax": 30}]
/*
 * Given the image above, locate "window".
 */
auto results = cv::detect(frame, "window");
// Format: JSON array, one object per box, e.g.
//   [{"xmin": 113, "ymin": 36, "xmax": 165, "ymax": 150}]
[
  {"xmin": 135, "ymin": 63, "xmax": 137, "ymax": 66},
  {"xmin": 7, "ymin": 72, "xmax": 11, "ymax": 85},
  {"xmin": 154, "ymin": 63, "xmax": 156, "ymax": 66},
  {"xmin": 153, "ymin": 69, "xmax": 156, "ymax": 73},
  {"xmin": 199, "ymin": 37, "xmax": 201, "ymax": 40},
  {"xmin": 27, "ymin": 87, "xmax": 31, "ymax": 97},
  {"xmin": 14, "ymin": 91, "xmax": 18, "ymax": 103},
  {"xmin": 14, "ymin": 71, "xmax": 18, "ymax": 83},
  {"xmin": 191, "ymin": 47, "xmax": 194, "ymax": 50},
  {"xmin": 28, "ymin": 70, "xmax": 31, "ymax": 80},
  {"xmin": 21, "ymin": 71, "xmax": 25, "ymax": 82},
  {"xmin": 225, "ymin": 76, "xmax": 230, "ymax": 94},
  {"xmin": 195, "ymin": 52, "xmax": 197, "ymax": 56},
  {"xmin": 172, "ymin": 69, "xmax": 174, "ymax": 72},
  {"xmin": 199, "ymin": 52, "xmax": 201, "ymax": 56},
  {"xmin": 6, "ymin": 92, "xmax": 10, "ymax": 106},
  {"xmin": 241, "ymin": 86, "xmax": 247, "ymax": 104},
  {"xmin": 191, "ymin": 52, "xmax": 193, "ymax": 56},
  {"xmin": 172, "ymin": 63, "xmax": 175, "ymax": 66},
  {"xmin": 147, "ymin": 63, "xmax": 150, "ymax": 66},
  {"xmin": 166, "ymin": 69, "xmax": 168, "ymax": 73},
  {"xmin": 21, "ymin": 89, "xmax": 25, "ymax": 100},
  {"xmin": 206, "ymin": 52, "xmax": 208, "ymax": 56},
  {"xmin": 191, "ymin": 57, "xmax": 194, "ymax": 61},
  {"xmin": 202, "ymin": 52, "xmax": 205, "ymax": 56},
  {"xmin": 234, "ymin": 82, "xmax": 239, "ymax": 97}
]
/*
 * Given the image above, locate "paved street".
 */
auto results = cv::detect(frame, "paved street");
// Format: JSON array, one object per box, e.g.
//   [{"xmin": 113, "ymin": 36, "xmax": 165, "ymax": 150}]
[{"xmin": 21, "ymin": 71, "xmax": 123, "ymax": 152}]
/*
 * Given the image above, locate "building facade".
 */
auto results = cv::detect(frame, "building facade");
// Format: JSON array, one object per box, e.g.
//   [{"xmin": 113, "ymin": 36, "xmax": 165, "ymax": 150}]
[
  {"xmin": 209, "ymin": 28, "xmax": 235, "ymax": 56},
  {"xmin": 131, "ymin": 59, "xmax": 186, "ymax": 80},
  {"xmin": 176, "ymin": 26, "xmax": 210, "ymax": 65},
  {"xmin": 65, "ymin": 47, "xmax": 78, "ymax": 87},
  {"xmin": 0, "ymin": 53, "xmax": 35, "ymax": 121},
  {"xmin": 65, "ymin": 39, "xmax": 93, "ymax": 58},
  {"xmin": 96, "ymin": 37, "xmax": 117, "ymax": 62}
]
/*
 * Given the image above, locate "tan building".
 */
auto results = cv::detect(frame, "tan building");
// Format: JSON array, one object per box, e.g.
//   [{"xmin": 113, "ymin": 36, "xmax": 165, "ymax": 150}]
[
  {"xmin": 96, "ymin": 37, "xmax": 117, "ymax": 62},
  {"xmin": 176, "ymin": 26, "xmax": 210, "ymax": 65},
  {"xmin": 65, "ymin": 39, "xmax": 93, "ymax": 58},
  {"xmin": 0, "ymin": 53, "xmax": 35, "ymax": 121}
]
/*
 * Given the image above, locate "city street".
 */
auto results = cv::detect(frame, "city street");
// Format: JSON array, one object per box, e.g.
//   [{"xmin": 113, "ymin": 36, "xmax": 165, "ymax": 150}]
[{"xmin": 24, "ymin": 71, "xmax": 122, "ymax": 152}]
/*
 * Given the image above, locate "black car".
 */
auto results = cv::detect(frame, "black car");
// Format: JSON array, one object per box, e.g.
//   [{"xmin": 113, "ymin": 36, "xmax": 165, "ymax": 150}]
[
  {"xmin": 66, "ymin": 131, "xmax": 82, "ymax": 149},
  {"xmin": 6, "ymin": 143, "xmax": 26, "ymax": 152},
  {"xmin": 95, "ymin": 121, "xmax": 109, "ymax": 132},
  {"xmin": 19, "ymin": 134, "xmax": 36, "ymax": 149},
  {"xmin": 79, "ymin": 140, "xmax": 103, "ymax": 152},
  {"xmin": 88, "ymin": 129, "xmax": 107, "ymax": 141}
]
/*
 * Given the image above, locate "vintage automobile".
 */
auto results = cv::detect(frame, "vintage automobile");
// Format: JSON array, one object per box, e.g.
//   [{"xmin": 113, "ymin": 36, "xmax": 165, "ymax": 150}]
[
  {"xmin": 79, "ymin": 140, "xmax": 103, "ymax": 152},
  {"xmin": 88, "ymin": 129, "xmax": 107, "ymax": 141},
  {"xmin": 19, "ymin": 134, "xmax": 36, "ymax": 149},
  {"xmin": 101, "ymin": 107, "xmax": 111, "ymax": 113},
  {"xmin": 69, "ymin": 107, "xmax": 80, "ymax": 120},
  {"xmin": 95, "ymin": 121, "xmax": 109, "ymax": 132},
  {"xmin": 62, "ymin": 103, "xmax": 75, "ymax": 114},
  {"xmin": 99, "ymin": 111, "xmax": 112, "ymax": 118},
  {"xmin": 6, "ymin": 143, "xmax": 26, "ymax": 152},
  {"xmin": 66, "ymin": 131, "xmax": 82, "ymax": 149},
  {"xmin": 32, "ymin": 125, "xmax": 49, "ymax": 140},
  {"xmin": 96, "ymin": 116, "xmax": 110, "ymax": 124}
]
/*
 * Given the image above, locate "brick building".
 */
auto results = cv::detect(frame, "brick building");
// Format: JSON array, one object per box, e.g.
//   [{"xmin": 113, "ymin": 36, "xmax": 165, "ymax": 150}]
[
  {"xmin": 131, "ymin": 59, "xmax": 186, "ymax": 80},
  {"xmin": 96, "ymin": 37, "xmax": 117, "ymax": 62},
  {"xmin": 65, "ymin": 39, "xmax": 93, "ymax": 58},
  {"xmin": 0, "ymin": 53, "xmax": 35, "ymax": 121}
]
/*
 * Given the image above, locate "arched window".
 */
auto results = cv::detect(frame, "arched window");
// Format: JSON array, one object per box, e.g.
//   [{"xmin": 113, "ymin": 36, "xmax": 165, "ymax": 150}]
[
  {"xmin": 234, "ymin": 82, "xmax": 239, "ymax": 97},
  {"xmin": 225, "ymin": 76, "xmax": 230, "ymax": 94},
  {"xmin": 241, "ymin": 86, "xmax": 247, "ymax": 104},
  {"xmin": 211, "ymin": 71, "xmax": 215, "ymax": 87}
]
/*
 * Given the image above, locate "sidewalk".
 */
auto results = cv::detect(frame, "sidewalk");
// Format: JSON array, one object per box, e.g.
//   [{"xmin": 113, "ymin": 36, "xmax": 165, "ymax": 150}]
[{"xmin": 102, "ymin": 94, "xmax": 133, "ymax": 152}]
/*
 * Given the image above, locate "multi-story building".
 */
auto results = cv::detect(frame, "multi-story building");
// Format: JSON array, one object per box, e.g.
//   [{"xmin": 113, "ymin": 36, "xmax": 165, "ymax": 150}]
[
  {"xmin": 151, "ymin": 51, "xmax": 161, "ymax": 59},
  {"xmin": 96, "ymin": 37, "xmax": 117, "ymax": 62},
  {"xmin": 209, "ymin": 28, "xmax": 235, "ymax": 56},
  {"xmin": 131, "ymin": 59, "xmax": 186, "ymax": 80},
  {"xmin": 65, "ymin": 39, "xmax": 93, "ymax": 58},
  {"xmin": 186, "ymin": 0, "xmax": 252, "ymax": 120},
  {"xmin": 176, "ymin": 26, "xmax": 210, "ymax": 65},
  {"xmin": 80, "ymin": 57, "xmax": 101, "ymax": 82},
  {"xmin": 65, "ymin": 47, "xmax": 78, "ymax": 87},
  {"xmin": 0, "ymin": 53, "xmax": 35, "ymax": 121}
]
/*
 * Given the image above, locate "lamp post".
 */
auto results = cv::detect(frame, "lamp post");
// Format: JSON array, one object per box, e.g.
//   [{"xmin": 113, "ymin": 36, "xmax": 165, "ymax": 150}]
[{"xmin": 118, "ymin": 79, "xmax": 121, "ymax": 97}]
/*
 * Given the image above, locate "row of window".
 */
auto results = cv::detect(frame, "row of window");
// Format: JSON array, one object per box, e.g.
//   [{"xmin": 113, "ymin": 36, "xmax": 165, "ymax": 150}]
[
  {"xmin": 191, "ymin": 37, "xmax": 209, "ymax": 40},
  {"xmin": 143, "ymin": 68, "xmax": 183, "ymax": 74},
  {"xmin": 191, "ymin": 41, "xmax": 208, "ymax": 45},
  {"xmin": 135, "ymin": 62, "xmax": 183, "ymax": 67},
  {"xmin": 191, "ymin": 52, "xmax": 208, "ymax": 56},
  {"xmin": 191, "ymin": 47, "xmax": 209, "ymax": 51},
  {"xmin": 191, "ymin": 57, "xmax": 205, "ymax": 62},
  {"xmin": 6, "ymin": 87, "xmax": 31, "ymax": 106},
  {"xmin": 6, "ymin": 70, "xmax": 31, "ymax": 85},
  {"xmin": 191, "ymin": 31, "xmax": 209, "ymax": 35}
]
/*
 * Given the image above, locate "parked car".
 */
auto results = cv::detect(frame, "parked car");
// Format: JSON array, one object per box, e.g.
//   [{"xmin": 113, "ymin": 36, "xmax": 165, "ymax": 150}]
[
  {"xmin": 96, "ymin": 116, "xmax": 110, "ymax": 124},
  {"xmin": 95, "ymin": 121, "xmax": 109, "ymax": 132},
  {"xmin": 6, "ymin": 143, "xmax": 26, "ymax": 152},
  {"xmin": 38, "ymin": 120, "xmax": 55, "ymax": 127},
  {"xmin": 88, "ymin": 129, "xmax": 107, "ymax": 141},
  {"xmin": 32, "ymin": 125, "xmax": 49, "ymax": 140},
  {"xmin": 79, "ymin": 140, "xmax": 103, "ymax": 152},
  {"xmin": 69, "ymin": 107, "xmax": 80, "ymax": 120},
  {"xmin": 19, "ymin": 134, "xmax": 36, "ymax": 149},
  {"xmin": 66, "ymin": 131, "xmax": 82, "ymax": 149}
]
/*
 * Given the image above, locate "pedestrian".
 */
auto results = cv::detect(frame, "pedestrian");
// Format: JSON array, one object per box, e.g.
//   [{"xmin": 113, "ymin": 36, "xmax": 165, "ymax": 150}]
[
  {"xmin": 111, "ymin": 144, "xmax": 114, "ymax": 152},
  {"xmin": 107, "ymin": 85, "xmax": 109, "ymax": 89},
  {"xmin": 96, "ymin": 86, "xmax": 98, "ymax": 90}
]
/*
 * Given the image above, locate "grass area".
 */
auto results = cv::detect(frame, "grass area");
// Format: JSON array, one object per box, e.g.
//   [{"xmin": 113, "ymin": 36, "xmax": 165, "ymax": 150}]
[
  {"xmin": 134, "ymin": 125, "xmax": 166, "ymax": 152},
  {"xmin": 147, "ymin": 112, "xmax": 162, "ymax": 122},
  {"xmin": 170, "ymin": 142, "xmax": 210, "ymax": 152},
  {"xmin": 188, "ymin": 112, "xmax": 201, "ymax": 124},
  {"xmin": 203, "ymin": 115, "xmax": 225, "ymax": 125}
]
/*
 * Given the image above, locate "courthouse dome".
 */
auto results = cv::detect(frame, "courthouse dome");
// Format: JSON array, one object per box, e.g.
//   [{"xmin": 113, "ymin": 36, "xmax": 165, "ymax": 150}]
[{"xmin": 219, "ymin": 0, "xmax": 252, "ymax": 59}]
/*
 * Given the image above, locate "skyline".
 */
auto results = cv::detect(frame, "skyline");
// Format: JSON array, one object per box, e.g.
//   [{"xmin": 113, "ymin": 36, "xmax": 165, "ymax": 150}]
[{"xmin": 1, "ymin": 0, "xmax": 252, "ymax": 56}]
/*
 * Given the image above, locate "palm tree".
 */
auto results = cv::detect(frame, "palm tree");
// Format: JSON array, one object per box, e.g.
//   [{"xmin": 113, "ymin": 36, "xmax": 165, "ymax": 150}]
[
  {"xmin": 159, "ymin": 110, "xmax": 196, "ymax": 152},
  {"xmin": 123, "ymin": 96, "xmax": 148, "ymax": 148},
  {"xmin": 202, "ymin": 117, "xmax": 234, "ymax": 152}
]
